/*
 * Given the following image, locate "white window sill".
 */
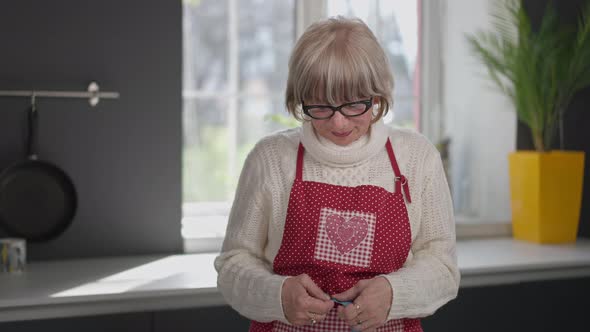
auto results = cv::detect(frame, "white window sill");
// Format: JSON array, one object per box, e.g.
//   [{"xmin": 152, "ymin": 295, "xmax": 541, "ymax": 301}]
[
  {"xmin": 181, "ymin": 211, "xmax": 515, "ymax": 253},
  {"xmin": 1, "ymin": 237, "xmax": 589, "ymax": 323}
]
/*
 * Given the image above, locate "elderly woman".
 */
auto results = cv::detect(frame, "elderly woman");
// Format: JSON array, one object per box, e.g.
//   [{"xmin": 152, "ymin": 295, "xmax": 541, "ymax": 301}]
[{"xmin": 215, "ymin": 17, "xmax": 459, "ymax": 332}]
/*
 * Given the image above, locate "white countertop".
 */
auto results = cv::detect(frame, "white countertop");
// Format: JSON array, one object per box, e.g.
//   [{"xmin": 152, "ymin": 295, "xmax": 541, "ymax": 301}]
[{"xmin": 1, "ymin": 237, "xmax": 590, "ymax": 322}]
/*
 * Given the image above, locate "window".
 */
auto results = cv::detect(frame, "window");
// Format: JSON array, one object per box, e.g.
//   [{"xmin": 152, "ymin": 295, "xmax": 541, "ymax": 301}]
[
  {"xmin": 182, "ymin": 0, "xmax": 514, "ymax": 252},
  {"xmin": 440, "ymin": 0, "xmax": 513, "ymax": 231},
  {"xmin": 182, "ymin": 0, "xmax": 297, "ymax": 251},
  {"xmin": 326, "ymin": 0, "xmax": 419, "ymax": 129}
]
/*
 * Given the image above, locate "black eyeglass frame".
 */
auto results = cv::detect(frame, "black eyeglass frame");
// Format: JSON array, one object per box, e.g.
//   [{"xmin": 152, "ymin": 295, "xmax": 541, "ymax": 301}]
[{"xmin": 301, "ymin": 97, "xmax": 374, "ymax": 120}]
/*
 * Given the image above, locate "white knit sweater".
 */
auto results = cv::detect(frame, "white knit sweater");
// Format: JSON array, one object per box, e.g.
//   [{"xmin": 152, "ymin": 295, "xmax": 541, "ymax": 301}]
[{"xmin": 214, "ymin": 120, "xmax": 460, "ymax": 324}]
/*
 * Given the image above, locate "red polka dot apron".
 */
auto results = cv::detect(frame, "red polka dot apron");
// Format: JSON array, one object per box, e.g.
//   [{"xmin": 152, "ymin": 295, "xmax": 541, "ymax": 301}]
[{"xmin": 250, "ymin": 139, "xmax": 422, "ymax": 332}]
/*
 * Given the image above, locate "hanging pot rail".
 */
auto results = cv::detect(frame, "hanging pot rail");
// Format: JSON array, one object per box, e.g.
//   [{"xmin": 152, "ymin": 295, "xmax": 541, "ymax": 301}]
[{"xmin": 0, "ymin": 82, "xmax": 119, "ymax": 106}]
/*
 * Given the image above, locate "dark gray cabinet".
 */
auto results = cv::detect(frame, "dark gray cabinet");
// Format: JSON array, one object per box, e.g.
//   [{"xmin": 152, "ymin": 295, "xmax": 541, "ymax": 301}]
[
  {"xmin": 0, "ymin": 313, "xmax": 151, "ymax": 332},
  {"xmin": 154, "ymin": 307, "xmax": 249, "ymax": 332},
  {"xmin": 1, "ymin": 277, "xmax": 588, "ymax": 332}
]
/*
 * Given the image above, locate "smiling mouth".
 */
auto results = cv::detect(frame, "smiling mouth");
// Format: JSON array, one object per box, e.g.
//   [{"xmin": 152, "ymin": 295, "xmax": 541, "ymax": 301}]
[{"xmin": 332, "ymin": 131, "xmax": 352, "ymax": 137}]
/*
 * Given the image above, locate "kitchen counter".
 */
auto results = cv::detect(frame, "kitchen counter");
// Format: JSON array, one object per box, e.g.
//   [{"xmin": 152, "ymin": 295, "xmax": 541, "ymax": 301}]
[{"xmin": 1, "ymin": 237, "xmax": 590, "ymax": 322}]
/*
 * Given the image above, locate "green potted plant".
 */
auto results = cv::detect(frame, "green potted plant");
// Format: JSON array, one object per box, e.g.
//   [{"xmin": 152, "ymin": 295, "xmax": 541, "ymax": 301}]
[{"xmin": 466, "ymin": 0, "xmax": 590, "ymax": 243}]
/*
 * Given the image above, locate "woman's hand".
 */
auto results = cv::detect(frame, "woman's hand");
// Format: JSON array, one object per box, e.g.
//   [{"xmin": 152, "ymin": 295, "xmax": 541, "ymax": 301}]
[
  {"xmin": 332, "ymin": 276, "xmax": 393, "ymax": 332},
  {"xmin": 281, "ymin": 274, "xmax": 334, "ymax": 326}
]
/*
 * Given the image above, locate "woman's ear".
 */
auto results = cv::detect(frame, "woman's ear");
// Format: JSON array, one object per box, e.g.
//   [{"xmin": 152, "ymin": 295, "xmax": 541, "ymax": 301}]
[
  {"xmin": 372, "ymin": 96, "xmax": 380, "ymax": 105},
  {"xmin": 372, "ymin": 104, "xmax": 380, "ymax": 117}
]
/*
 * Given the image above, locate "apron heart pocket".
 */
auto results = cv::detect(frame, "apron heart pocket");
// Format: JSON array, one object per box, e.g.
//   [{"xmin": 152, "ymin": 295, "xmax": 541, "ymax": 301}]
[{"xmin": 326, "ymin": 214, "xmax": 368, "ymax": 254}]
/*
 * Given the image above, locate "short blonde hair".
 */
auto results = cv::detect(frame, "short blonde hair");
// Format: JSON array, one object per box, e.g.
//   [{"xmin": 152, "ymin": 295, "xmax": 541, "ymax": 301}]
[{"xmin": 285, "ymin": 16, "xmax": 394, "ymax": 122}]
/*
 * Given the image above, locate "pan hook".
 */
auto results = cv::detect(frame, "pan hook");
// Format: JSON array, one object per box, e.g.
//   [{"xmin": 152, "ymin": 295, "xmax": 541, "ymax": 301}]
[{"xmin": 30, "ymin": 91, "xmax": 37, "ymax": 112}]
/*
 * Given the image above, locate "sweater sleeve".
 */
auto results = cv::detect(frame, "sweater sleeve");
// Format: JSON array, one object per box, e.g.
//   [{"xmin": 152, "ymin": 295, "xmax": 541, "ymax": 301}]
[
  {"xmin": 214, "ymin": 143, "xmax": 290, "ymax": 323},
  {"xmin": 382, "ymin": 147, "xmax": 460, "ymax": 320}
]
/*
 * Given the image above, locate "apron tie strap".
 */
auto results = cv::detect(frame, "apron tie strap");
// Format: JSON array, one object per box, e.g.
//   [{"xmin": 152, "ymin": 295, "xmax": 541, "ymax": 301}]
[
  {"xmin": 386, "ymin": 139, "xmax": 412, "ymax": 204},
  {"xmin": 395, "ymin": 175, "xmax": 412, "ymax": 203}
]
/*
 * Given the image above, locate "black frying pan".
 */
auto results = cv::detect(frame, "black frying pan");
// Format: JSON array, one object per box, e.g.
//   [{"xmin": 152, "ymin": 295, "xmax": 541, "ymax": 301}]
[{"xmin": 0, "ymin": 102, "xmax": 77, "ymax": 242}]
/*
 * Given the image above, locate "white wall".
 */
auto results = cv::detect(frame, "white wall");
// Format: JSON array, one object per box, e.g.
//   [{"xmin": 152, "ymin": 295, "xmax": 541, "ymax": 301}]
[{"xmin": 442, "ymin": 0, "xmax": 514, "ymax": 222}]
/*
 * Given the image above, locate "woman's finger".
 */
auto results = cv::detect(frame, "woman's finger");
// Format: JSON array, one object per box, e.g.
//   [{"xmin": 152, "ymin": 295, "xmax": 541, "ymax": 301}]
[
  {"xmin": 308, "ymin": 311, "xmax": 328, "ymax": 323},
  {"xmin": 354, "ymin": 317, "xmax": 381, "ymax": 332},
  {"xmin": 352, "ymin": 310, "xmax": 372, "ymax": 326},
  {"xmin": 299, "ymin": 274, "xmax": 330, "ymax": 300},
  {"xmin": 331, "ymin": 281, "xmax": 363, "ymax": 302},
  {"xmin": 304, "ymin": 296, "xmax": 334, "ymax": 315},
  {"xmin": 344, "ymin": 306, "xmax": 371, "ymax": 327},
  {"xmin": 341, "ymin": 298, "xmax": 364, "ymax": 321}
]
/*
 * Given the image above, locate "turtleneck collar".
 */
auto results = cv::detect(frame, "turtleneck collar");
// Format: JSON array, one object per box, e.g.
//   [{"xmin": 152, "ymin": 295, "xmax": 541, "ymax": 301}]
[{"xmin": 300, "ymin": 119, "xmax": 389, "ymax": 167}]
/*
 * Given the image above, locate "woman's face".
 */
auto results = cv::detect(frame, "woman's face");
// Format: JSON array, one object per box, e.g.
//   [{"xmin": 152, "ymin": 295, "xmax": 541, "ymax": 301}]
[{"xmin": 306, "ymin": 97, "xmax": 377, "ymax": 146}]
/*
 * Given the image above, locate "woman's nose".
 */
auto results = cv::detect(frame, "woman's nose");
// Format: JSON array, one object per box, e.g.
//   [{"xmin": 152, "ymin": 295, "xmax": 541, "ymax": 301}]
[{"xmin": 330, "ymin": 111, "xmax": 348, "ymax": 128}]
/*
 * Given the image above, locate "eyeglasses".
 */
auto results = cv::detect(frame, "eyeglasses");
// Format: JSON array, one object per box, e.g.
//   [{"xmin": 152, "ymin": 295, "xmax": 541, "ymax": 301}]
[{"xmin": 301, "ymin": 97, "xmax": 373, "ymax": 120}]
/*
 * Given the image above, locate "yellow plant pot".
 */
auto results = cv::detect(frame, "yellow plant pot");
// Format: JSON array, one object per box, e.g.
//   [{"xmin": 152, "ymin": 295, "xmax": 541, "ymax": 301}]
[{"xmin": 509, "ymin": 151, "xmax": 585, "ymax": 243}]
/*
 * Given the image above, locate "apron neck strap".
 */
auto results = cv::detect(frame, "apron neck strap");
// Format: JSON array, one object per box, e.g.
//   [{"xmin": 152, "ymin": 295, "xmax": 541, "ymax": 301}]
[
  {"xmin": 296, "ymin": 143, "xmax": 305, "ymax": 181},
  {"xmin": 296, "ymin": 139, "xmax": 411, "ymax": 203}
]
